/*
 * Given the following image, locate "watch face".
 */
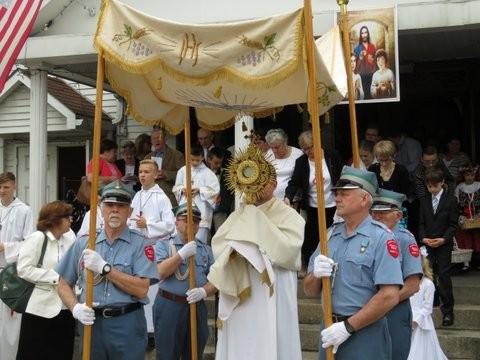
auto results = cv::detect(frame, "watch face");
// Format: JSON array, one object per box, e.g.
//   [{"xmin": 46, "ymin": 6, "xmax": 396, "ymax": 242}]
[{"xmin": 103, "ymin": 264, "xmax": 112, "ymax": 274}]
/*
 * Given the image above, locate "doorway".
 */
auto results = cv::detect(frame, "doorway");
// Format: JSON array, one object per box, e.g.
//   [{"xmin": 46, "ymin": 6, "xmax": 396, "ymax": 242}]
[{"xmin": 58, "ymin": 146, "xmax": 85, "ymax": 201}]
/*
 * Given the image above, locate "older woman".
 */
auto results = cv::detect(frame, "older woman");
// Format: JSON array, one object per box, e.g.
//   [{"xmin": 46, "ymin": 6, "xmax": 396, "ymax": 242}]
[
  {"xmin": 116, "ymin": 141, "xmax": 141, "ymax": 191},
  {"xmin": 369, "ymin": 140, "xmax": 411, "ymax": 196},
  {"xmin": 16, "ymin": 201, "xmax": 76, "ymax": 360},
  {"xmin": 265, "ymin": 128, "xmax": 303, "ymax": 199},
  {"xmin": 284, "ymin": 130, "xmax": 343, "ymax": 271},
  {"xmin": 87, "ymin": 138, "xmax": 123, "ymax": 184}
]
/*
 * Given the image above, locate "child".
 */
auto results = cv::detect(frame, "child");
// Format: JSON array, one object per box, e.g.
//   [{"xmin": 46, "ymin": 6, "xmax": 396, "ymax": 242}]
[
  {"xmin": 408, "ymin": 247, "xmax": 448, "ymax": 360},
  {"xmin": 418, "ymin": 167, "xmax": 458, "ymax": 326},
  {"xmin": 370, "ymin": 49, "xmax": 395, "ymax": 98},
  {"xmin": 129, "ymin": 159, "xmax": 176, "ymax": 349},
  {"xmin": 173, "ymin": 144, "xmax": 219, "ymax": 244},
  {"xmin": 455, "ymin": 165, "xmax": 480, "ymax": 269}
]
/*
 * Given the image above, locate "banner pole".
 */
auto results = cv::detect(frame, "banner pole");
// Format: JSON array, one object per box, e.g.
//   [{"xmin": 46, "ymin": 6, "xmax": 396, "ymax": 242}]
[
  {"xmin": 337, "ymin": 0, "xmax": 361, "ymax": 167},
  {"xmin": 82, "ymin": 51, "xmax": 104, "ymax": 360},
  {"xmin": 184, "ymin": 118, "xmax": 198, "ymax": 360},
  {"xmin": 303, "ymin": 1, "xmax": 334, "ymax": 359}
]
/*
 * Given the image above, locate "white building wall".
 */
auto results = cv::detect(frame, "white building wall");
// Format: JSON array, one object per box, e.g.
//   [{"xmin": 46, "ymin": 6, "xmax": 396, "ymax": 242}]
[
  {"xmin": 0, "ymin": 85, "xmax": 67, "ymax": 134},
  {"xmin": 38, "ymin": 0, "xmax": 480, "ymax": 38},
  {"xmin": 65, "ymin": 80, "xmax": 118, "ymax": 118}
]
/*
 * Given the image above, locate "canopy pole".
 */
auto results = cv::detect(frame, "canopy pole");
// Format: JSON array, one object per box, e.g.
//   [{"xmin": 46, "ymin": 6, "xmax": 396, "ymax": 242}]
[
  {"xmin": 82, "ymin": 51, "xmax": 104, "ymax": 360},
  {"xmin": 184, "ymin": 118, "xmax": 199, "ymax": 360},
  {"xmin": 337, "ymin": 0, "xmax": 360, "ymax": 167},
  {"xmin": 303, "ymin": 1, "xmax": 334, "ymax": 359}
]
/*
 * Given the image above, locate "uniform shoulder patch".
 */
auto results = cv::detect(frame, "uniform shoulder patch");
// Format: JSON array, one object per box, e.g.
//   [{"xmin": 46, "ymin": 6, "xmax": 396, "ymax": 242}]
[
  {"xmin": 408, "ymin": 243, "xmax": 420, "ymax": 257},
  {"xmin": 144, "ymin": 245, "xmax": 155, "ymax": 262},
  {"xmin": 386, "ymin": 239, "xmax": 400, "ymax": 258}
]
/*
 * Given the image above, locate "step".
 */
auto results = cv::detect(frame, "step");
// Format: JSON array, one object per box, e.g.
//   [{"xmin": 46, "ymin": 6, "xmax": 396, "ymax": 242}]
[
  {"xmin": 437, "ymin": 329, "xmax": 480, "ymax": 360},
  {"xmin": 202, "ymin": 345, "xmax": 318, "ymax": 360},
  {"xmin": 297, "ymin": 273, "xmax": 480, "ymax": 305}
]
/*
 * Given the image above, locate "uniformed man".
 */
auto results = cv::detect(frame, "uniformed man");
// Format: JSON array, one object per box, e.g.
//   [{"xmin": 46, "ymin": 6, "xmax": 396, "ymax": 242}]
[
  {"xmin": 56, "ymin": 181, "xmax": 159, "ymax": 359},
  {"xmin": 153, "ymin": 203, "xmax": 216, "ymax": 360},
  {"xmin": 371, "ymin": 189, "xmax": 423, "ymax": 360},
  {"xmin": 304, "ymin": 166, "xmax": 404, "ymax": 360}
]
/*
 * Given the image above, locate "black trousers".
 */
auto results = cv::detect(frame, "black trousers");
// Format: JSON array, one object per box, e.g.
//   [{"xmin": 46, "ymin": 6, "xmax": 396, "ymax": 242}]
[
  {"xmin": 303, "ymin": 206, "xmax": 336, "ymax": 267},
  {"xmin": 16, "ymin": 309, "xmax": 75, "ymax": 360},
  {"xmin": 428, "ymin": 245, "xmax": 455, "ymax": 315}
]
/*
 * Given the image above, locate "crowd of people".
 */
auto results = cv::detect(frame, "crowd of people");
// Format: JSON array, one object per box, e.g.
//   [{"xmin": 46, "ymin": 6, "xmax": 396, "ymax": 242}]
[{"xmin": 0, "ymin": 122, "xmax": 477, "ymax": 360}]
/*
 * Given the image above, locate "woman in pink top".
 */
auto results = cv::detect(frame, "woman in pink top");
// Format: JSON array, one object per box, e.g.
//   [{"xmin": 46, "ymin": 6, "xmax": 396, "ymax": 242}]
[{"xmin": 87, "ymin": 139, "xmax": 123, "ymax": 184}]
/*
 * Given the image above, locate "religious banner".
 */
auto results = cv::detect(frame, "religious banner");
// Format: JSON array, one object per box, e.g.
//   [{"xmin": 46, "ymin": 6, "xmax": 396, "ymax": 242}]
[
  {"xmin": 95, "ymin": 0, "xmax": 348, "ymax": 134},
  {"xmin": 338, "ymin": 6, "xmax": 399, "ymax": 103}
]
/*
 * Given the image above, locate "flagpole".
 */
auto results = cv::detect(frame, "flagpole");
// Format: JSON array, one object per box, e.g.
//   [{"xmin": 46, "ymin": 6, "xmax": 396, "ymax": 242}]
[
  {"xmin": 337, "ymin": 0, "xmax": 360, "ymax": 167},
  {"xmin": 184, "ymin": 118, "xmax": 199, "ymax": 360},
  {"xmin": 303, "ymin": 1, "xmax": 334, "ymax": 359},
  {"xmin": 82, "ymin": 51, "xmax": 104, "ymax": 360}
]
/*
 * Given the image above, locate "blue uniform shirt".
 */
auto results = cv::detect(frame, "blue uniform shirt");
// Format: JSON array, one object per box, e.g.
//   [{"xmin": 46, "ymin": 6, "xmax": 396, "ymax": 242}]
[
  {"xmin": 155, "ymin": 234, "xmax": 214, "ymax": 296},
  {"xmin": 308, "ymin": 215, "xmax": 404, "ymax": 315},
  {"xmin": 56, "ymin": 227, "xmax": 159, "ymax": 306},
  {"xmin": 393, "ymin": 225, "xmax": 423, "ymax": 280}
]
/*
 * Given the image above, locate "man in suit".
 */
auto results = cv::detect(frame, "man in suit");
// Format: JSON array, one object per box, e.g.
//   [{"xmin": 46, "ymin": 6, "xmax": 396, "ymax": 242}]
[
  {"xmin": 144, "ymin": 127, "xmax": 184, "ymax": 207},
  {"xmin": 418, "ymin": 167, "xmax": 458, "ymax": 326}
]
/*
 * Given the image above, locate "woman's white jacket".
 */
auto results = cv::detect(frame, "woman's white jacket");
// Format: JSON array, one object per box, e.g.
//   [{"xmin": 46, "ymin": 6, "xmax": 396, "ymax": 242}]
[{"xmin": 17, "ymin": 229, "xmax": 75, "ymax": 318}]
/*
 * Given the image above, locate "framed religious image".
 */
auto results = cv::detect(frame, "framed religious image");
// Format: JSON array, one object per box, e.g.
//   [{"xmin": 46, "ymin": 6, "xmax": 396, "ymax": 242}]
[{"xmin": 337, "ymin": 6, "xmax": 400, "ymax": 103}]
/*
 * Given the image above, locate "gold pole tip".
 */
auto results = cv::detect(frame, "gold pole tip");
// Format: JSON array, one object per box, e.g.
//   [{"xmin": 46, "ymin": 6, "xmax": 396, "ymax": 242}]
[{"xmin": 336, "ymin": 0, "xmax": 349, "ymax": 5}]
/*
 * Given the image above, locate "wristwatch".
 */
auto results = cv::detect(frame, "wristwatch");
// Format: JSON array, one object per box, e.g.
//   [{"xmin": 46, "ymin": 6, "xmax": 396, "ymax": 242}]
[
  {"xmin": 344, "ymin": 319, "xmax": 356, "ymax": 334},
  {"xmin": 101, "ymin": 263, "xmax": 112, "ymax": 276}
]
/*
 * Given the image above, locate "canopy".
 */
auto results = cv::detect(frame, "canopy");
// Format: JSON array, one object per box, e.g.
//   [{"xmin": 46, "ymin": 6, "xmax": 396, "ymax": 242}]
[{"xmin": 94, "ymin": 0, "xmax": 347, "ymax": 134}]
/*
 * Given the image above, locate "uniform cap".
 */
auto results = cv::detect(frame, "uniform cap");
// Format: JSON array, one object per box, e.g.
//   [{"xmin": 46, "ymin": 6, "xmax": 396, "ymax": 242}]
[
  {"xmin": 173, "ymin": 203, "xmax": 202, "ymax": 220},
  {"xmin": 371, "ymin": 189, "xmax": 406, "ymax": 211},
  {"xmin": 332, "ymin": 166, "xmax": 379, "ymax": 196},
  {"xmin": 100, "ymin": 180, "xmax": 134, "ymax": 204}
]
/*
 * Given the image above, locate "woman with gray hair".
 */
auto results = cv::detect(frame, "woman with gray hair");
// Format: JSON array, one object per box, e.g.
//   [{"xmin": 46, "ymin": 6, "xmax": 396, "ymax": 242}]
[
  {"xmin": 285, "ymin": 130, "xmax": 343, "ymax": 273},
  {"xmin": 265, "ymin": 128, "xmax": 303, "ymax": 199}
]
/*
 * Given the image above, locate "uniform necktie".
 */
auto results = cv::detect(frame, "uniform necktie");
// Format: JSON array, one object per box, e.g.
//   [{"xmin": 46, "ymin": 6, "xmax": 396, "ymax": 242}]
[{"xmin": 432, "ymin": 196, "xmax": 439, "ymax": 214}]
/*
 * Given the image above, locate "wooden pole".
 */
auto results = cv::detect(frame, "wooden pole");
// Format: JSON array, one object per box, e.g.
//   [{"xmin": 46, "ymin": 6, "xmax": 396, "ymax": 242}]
[
  {"xmin": 303, "ymin": 1, "xmax": 334, "ymax": 359},
  {"xmin": 337, "ymin": 0, "xmax": 360, "ymax": 167},
  {"xmin": 82, "ymin": 51, "xmax": 104, "ymax": 360},
  {"xmin": 184, "ymin": 118, "xmax": 198, "ymax": 360}
]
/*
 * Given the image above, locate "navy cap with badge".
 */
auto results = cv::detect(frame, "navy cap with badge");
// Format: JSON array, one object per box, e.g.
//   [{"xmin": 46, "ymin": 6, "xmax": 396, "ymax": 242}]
[
  {"xmin": 100, "ymin": 180, "xmax": 134, "ymax": 204},
  {"xmin": 173, "ymin": 203, "xmax": 202, "ymax": 220},
  {"xmin": 332, "ymin": 166, "xmax": 379, "ymax": 196},
  {"xmin": 371, "ymin": 189, "xmax": 406, "ymax": 211}
]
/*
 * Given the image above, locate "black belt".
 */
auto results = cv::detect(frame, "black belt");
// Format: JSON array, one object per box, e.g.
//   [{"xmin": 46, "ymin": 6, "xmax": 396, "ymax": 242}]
[
  {"xmin": 94, "ymin": 302, "xmax": 142, "ymax": 319},
  {"xmin": 332, "ymin": 313, "xmax": 350, "ymax": 323},
  {"xmin": 158, "ymin": 289, "xmax": 188, "ymax": 304}
]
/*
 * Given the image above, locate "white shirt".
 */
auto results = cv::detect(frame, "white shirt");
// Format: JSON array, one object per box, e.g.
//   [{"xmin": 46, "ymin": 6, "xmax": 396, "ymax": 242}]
[
  {"xmin": 128, "ymin": 184, "xmax": 175, "ymax": 242},
  {"xmin": 173, "ymin": 163, "xmax": 220, "ymax": 229},
  {"xmin": 17, "ymin": 230, "xmax": 76, "ymax": 318},
  {"xmin": 455, "ymin": 181, "xmax": 480, "ymax": 200},
  {"xmin": 77, "ymin": 207, "xmax": 103, "ymax": 238},
  {"xmin": 0, "ymin": 198, "xmax": 34, "ymax": 267},
  {"xmin": 308, "ymin": 159, "xmax": 336, "ymax": 208},
  {"xmin": 266, "ymin": 147, "xmax": 303, "ymax": 199}
]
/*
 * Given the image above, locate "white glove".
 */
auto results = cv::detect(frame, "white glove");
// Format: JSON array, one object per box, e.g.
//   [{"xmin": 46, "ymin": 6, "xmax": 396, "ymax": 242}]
[
  {"xmin": 72, "ymin": 303, "xmax": 95, "ymax": 326},
  {"xmin": 313, "ymin": 254, "xmax": 334, "ymax": 278},
  {"xmin": 321, "ymin": 321, "xmax": 351, "ymax": 353},
  {"xmin": 82, "ymin": 249, "xmax": 107, "ymax": 274},
  {"xmin": 186, "ymin": 287, "xmax": 207, "ymax": 304},
  {"xmin": 178, "ymin": 241, "xmax": 197, "ymax": 260}
]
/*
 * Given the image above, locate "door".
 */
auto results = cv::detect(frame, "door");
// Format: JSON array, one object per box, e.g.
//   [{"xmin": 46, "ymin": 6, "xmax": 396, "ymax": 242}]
[
  {"xmin": 16, "ymin": 145, "xmax": 57, "ymax": 204},
  {"xmin": 57, "ymin": 146, "xmax": 86, "ymax": 201}
]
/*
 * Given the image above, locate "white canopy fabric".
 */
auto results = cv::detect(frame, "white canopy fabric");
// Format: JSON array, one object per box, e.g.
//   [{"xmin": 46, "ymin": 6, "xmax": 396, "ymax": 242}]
[{"xmin": 95, "ymin": 0, "xmax": 347, "ymax": 134}]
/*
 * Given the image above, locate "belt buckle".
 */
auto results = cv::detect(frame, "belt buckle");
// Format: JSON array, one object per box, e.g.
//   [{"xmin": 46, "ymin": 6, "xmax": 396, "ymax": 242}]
[{"xmin": 102, "ymin": 308, "xmax": 114, "ymax": 318}]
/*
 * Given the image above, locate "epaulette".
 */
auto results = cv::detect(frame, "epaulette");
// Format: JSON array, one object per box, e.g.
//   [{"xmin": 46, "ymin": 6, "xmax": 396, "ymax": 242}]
[
  {"xmin": 371, "ymin": 219, "xmax": 393, "ymax": 233},
  {"xmin": 398, "ymin": 227, "xmax": 415, "ymax": 239}
]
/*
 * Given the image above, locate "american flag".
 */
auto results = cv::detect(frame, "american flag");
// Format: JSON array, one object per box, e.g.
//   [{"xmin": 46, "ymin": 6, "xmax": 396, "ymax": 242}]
[{"xmin": 0, "ymin": 0, "xmax": 43, "ymax": 93}]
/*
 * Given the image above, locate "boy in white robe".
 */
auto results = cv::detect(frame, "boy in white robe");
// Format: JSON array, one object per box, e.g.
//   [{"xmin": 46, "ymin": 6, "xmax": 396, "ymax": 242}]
[
  {"xmin": 173, "ymin": 145, "xmax": 219, "ymax": 244},
  {"xmin": 128, "ymin": 159, "xmax": 176, "ymax": 348},
  {"xmin": 0, "ymin": 172, "xmax": 34, "ymax": 360}
]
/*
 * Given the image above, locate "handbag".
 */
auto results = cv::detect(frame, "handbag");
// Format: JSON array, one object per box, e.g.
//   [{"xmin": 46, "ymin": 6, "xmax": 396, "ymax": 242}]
[
  {"xmin": 0, "ymin": 233, "xmax": 48, "ymax": 313},
  {"xmin": 76, "ymin": 176, "xmax": 91, "ymax": 205}
]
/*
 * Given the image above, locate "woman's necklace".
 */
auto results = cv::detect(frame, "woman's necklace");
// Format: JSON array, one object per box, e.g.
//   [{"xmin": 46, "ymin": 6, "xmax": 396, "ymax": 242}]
[{"xmin": 380, "ymin": 163, "xmax": 395, "ymax": 182}]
